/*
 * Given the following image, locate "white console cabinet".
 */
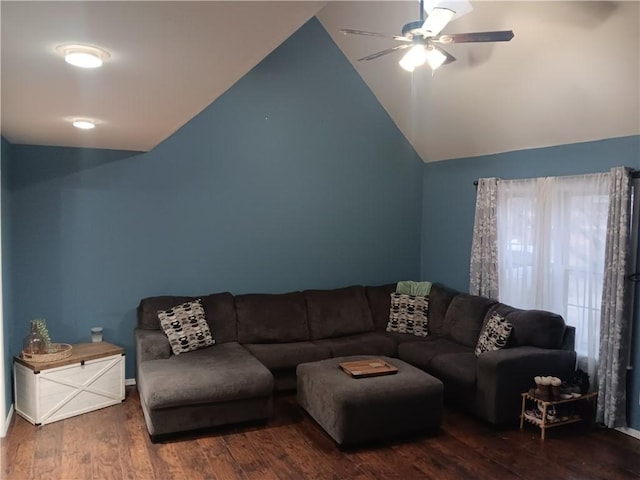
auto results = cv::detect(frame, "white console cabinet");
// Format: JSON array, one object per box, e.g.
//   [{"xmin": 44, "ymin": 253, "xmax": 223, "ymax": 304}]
[{"xmin": 14, "ymin": 342, "xmax": 125, "ymax": 426}]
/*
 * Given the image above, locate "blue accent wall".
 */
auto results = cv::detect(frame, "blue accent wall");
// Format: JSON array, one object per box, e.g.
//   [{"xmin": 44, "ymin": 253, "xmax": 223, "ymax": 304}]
[
  {"xmin": 1, "ymin": 136, "xmax": 13, "ymax": 418},
  {"xmin": 6, "ymin": 18, "xmax": 423, "ymax": 380},
  {"xmin": 420, "ymin": 135, "xmax": 640, "ymax": 429}
]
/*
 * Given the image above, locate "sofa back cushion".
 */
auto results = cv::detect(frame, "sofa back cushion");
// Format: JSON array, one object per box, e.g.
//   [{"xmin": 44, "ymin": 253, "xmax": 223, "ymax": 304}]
[
  {"xmin": 200, "ymin": 292, "xmax": 237, "ymax": 344},
  {"xmin": 365, "ymin": 283, "xmax": 397, "ymax": 330},
  {"xmin": 304, "ymin": 285, "xmax": 375, "ymax": 339},
  {"xmin": 504, "ymin": 308, "xmax": 567, "ymax": 349},
  {"xmin": 137, "ymin": 292, "xmax": 237, "ymax": 344},
  {"xmin": 236, "ymin": 292, "xmax": 310, "ymax": 344},
  {"xmin": 444, "ymin": 294, "xmax": 498, "ymax": 347},
  {"xmin": 138, "ymin": 296, "xmax": 197, "ymax": 330},
  {"xmin": 428, "ymin": 284, "xmax": 459, "ymax": 336}
]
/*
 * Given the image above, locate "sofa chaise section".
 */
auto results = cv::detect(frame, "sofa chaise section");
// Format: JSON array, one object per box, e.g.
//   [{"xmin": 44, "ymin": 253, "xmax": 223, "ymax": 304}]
[
  {"xmin": 137, "ymin": 342, "xmax": 273, "ymax": 438},
  {"xmin": 135, "ymin": 292, "xmax": 274, "ymax": 439}
]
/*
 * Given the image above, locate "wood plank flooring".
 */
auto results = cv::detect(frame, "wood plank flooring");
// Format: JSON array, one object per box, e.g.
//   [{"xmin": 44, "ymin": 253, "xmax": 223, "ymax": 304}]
[{"xmin": 1, "ymin": 386, "xmax": 639, "ymax": 480}]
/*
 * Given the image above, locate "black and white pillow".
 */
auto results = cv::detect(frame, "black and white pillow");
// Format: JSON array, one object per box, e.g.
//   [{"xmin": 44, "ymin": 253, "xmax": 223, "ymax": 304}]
[
  {"xmin": 386, "ymin": 293, "xmax": 429, "ymax": 337},
  {"xmin": 158, "ymin": 299, "xmax": 214, "ymax": 355},
  {"xmin": 475, "ymin": 312, "xmax": 513, "ymax": 357}
]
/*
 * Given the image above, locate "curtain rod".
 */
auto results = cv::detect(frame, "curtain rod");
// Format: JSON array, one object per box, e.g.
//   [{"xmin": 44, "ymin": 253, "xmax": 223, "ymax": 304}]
[{"xmin": 474, "ymin": 170, "xmax": 640, "ymax": 186}]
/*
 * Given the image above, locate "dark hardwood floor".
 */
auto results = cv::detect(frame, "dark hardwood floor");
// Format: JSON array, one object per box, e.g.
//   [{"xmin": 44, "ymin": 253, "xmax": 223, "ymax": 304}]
[{"xmin": 2, "ymin": 386, "xmax": 639, "ymax": 480}]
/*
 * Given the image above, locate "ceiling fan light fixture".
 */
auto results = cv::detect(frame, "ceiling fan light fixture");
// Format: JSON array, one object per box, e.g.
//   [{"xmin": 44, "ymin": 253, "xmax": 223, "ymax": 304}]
[
  {"xmin": 426, "ymin": 47, "xmax": 448, "ymax": 70},
  {"xmin": 421, "ymin": 7, "xmax": 455, "ymax": 37},
  {"xmin": 399, "ymin": 44, "xmax": 427, "ymax": 72},
  {"xmin": 57, "ymin": 44, "xmax": 110, "ymax": 69}
]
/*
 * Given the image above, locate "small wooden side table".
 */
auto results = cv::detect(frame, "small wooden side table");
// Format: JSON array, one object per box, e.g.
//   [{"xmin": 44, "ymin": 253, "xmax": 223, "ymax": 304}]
[
  {"xmin": 520, "ymin": 391, "xmax": 597, "ymax": 440},
  {"xmin": 14, "ymin": 342, "xmax": 125, "ymax": 426}
]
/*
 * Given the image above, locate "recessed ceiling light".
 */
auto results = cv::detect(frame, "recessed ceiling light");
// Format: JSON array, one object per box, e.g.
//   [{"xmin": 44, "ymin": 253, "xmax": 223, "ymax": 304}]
[
  {"xmin": 72, "ymin": 120, "xmax": 96, "ymax": 130},
  {"xmin": 56, "ymin": 44, "xmax": 110, "ymax": 69}
]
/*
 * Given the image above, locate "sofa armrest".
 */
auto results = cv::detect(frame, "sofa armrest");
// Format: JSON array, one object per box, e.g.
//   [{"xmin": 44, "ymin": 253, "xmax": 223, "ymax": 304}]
[
  {"xmin": 561, "ymin": 325, "xmax": 576, "ymax": 351},
  {"xmin": 135, "ymin": 328, "xmax": 171, "ymax": 367},
  {"xmin": 476, "ymin": 346, "xmax": 576, "ymax": 424}
]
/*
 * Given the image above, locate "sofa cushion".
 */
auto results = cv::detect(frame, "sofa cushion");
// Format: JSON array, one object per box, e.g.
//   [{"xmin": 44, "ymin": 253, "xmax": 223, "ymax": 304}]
[
  {"xmin": 397, "ymin": 337, "xmax": 473, "ymax": 371},
  {"xmin": 242, "ymin": 342, "xmax": 331, "ymax": 371},
  {"xmin": 475, "ymin": 312, "xmax": 513, "ymax": 357},
  {"xmin": 138, "ymin": 295, "xmax": 197, "ymax": 330},
  {"xmin": 382, "ymin": 331, "xmax": 433, "ymax": 346},
  {"xmin": 504, "ymin": 309, "xmax": 566, "ymax": 349},
  {"xmin": 158, "ymin": 300, "xmax": 215, "ymax": 355},
  {"xmin": 304, "ymin": 285, "xmax": 375, "ymax": 340},
  {"xmin": 485, "ymin": 302, "xmax": 520, "ymax": 319},
  {"xmin": 365, "ymin": 283, "xmax": 396, "ymax": 330},
  {"xmin": 235, "ymin": 292, "xmax": 309, "ymax": 344},
  {"xmin": 312, "ymin": 332, "xmax": 397, "ymax": 357},
  {"xmin": 427, "ymin": 284, "xmax": 459, "ymax": 336},
  {"xmin": 428, "ymin": 352, "xmax": 478, "ymax": 391},
  {"xmin": 200, "ymin": 292, "xmax": 237, "ymax": 343},
  {"xmin": 444, "ymin": 294, "xmax": 498, "ymax": 347},
  {"xmin": 386, "ymin": 293, "xmax": 429, "ymax": 337},
  {"xmin": 137, "ymin": 342, "xmax": 273, "ymax": 410},
  {"xmin": 137, "ymin": 292, "xmax": 237, "ymax": 344}
]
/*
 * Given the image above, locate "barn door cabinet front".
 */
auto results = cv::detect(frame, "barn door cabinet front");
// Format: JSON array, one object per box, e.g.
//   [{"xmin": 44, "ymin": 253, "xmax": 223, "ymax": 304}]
[{"xmin": 14, "ymin": 342, "xmax": 125, "ymax": 426}]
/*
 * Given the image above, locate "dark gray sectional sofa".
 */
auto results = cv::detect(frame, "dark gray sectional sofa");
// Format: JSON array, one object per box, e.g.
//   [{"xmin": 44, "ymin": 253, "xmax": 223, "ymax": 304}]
[{"xmin": 135, "ymin": 283, "xmax": 576, "ymax": 440}]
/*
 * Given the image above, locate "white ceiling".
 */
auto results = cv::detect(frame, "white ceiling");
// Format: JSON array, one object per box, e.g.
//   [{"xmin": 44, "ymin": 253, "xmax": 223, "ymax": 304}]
[
  {"xmin": 1, "ymin": 1, "xmax": 326, "ymax": 152},
  {"xmin": 2, "ymin": 1, "xmax": 639, "ymax": 162}
]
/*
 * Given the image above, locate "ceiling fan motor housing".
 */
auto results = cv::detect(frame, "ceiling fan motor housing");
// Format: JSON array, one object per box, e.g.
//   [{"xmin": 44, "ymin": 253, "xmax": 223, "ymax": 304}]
[{"xmin": 401, "ymin": 21, "xmax": 429, "ymax": 39}]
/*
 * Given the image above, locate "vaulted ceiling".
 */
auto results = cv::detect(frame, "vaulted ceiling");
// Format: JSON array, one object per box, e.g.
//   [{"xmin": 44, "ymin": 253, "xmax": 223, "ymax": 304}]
[{"xmin": 2, "ymin": 1, "xmax": 639, "ymax": 163}]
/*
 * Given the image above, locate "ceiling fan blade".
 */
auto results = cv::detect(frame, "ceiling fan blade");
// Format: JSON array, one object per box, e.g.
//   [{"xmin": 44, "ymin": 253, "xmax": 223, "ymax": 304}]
[
  {"xmin": 432, "ymin": 30, "xmax": 515, "ymax": 44},
  {"xmin": 341, "ymin": 29, "xmax": 389, "ymax": 38},
  {"xmin": 421, "ymin": 7, "xmax": 455, "ymax": 37},
  {"xmin": 341, "ymin": 29, "xmax": 412, "ymax": 42},
  {"xmin": 357, "ymin": 44, "xmax": 411, "ymax": 62},
  {"xmin": 436, "ymin": 46, "xmax": 456, "ymax": 65}
]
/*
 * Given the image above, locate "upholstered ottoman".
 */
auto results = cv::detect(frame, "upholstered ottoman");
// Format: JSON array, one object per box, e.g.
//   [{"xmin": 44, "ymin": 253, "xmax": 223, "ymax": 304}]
[{"xmin": 297, "ymin": 355, "xmax": 443, "ymax": 446}]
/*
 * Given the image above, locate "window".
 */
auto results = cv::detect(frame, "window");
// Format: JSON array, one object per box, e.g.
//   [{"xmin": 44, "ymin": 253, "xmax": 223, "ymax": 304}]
[{"xmin": 497, "ymin": 174, "xmax": 610, "ymax": 380}]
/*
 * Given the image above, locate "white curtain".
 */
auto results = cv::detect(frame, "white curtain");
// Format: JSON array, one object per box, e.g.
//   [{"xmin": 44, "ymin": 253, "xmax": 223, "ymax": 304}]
[
  {"xmin": 597, "ymin": 167, "xmax": 633, "ymax": 428},
  {"xmin": 469, "ymin": 178, "xmax": 499, "ymax": 298},
  {"xmin": 497, "ymin": 173, "xmax": 610, "ymax": 385}
]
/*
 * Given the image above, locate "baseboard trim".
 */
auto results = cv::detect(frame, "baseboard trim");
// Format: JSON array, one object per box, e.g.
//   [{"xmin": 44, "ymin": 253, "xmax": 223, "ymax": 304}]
[
  {"xmin": 616, "ymin": 427, "xmax": 640, "ymax": 440},
  {"xmin": 125, "ymin": 378, "xmax": 136, "ymax": 387},
  {"xmin": 2, "ymin": 404, "xmax": 14, "ymax": 438}
]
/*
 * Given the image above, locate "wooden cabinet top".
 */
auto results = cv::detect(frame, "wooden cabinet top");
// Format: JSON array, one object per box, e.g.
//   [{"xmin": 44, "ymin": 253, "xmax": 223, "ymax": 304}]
[{"xmin": 14, "ymin": 342, "xmax": 124, "ymax": 371}]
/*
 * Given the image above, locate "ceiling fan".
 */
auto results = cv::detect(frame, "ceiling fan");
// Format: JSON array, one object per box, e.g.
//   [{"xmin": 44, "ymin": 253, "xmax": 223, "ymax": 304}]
[{"xmin": 341, "ymin": 0, "xmax": 514, "ymax": 72}]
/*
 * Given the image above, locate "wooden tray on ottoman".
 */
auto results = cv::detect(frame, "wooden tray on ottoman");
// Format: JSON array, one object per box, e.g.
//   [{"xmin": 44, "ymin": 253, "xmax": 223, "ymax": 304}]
[{"xmin": 339, "ymin": 359, "xmax": 398, "ymax": 378}]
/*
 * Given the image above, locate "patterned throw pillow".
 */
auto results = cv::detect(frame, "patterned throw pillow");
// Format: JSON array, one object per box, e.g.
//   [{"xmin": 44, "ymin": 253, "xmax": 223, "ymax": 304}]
[
  {"xmin": 475, "ymin": 312, "xmax": 513, "ymax": 357},
  {"xmin": 158, "ymin": 299, "xmax": 215, "ymax": 355},
  {"xmin": 386, "ymin": 293, "xmax": 429, "ymax": 337}
]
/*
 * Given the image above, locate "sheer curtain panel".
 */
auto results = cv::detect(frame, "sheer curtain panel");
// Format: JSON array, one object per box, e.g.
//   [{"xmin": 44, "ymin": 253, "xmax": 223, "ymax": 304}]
[{"xmin": 496, "ymin": 173, "xmax": 610, "ymax": 385}]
